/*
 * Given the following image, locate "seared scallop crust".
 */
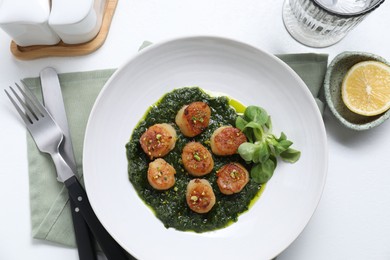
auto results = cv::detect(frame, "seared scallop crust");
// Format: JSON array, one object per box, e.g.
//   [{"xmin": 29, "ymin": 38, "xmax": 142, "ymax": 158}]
[
  {"xmin": 175, "ymin": 101, "xmax": 211, "ymax": 137},
  {"xmin": 216, "ymin": 162, "xmax": 249, "ymax": 195},
  {"xmin": 147, "ymin": 158, "xmax": 176, "ymax": 190},
  {"xmin": 210, "ymin": 126, "xmax": 247, "ymax": 156},
  {"xmin": 182, "ymin": 142, "xmax": 214, "ymax": 176},
  {"xmin": 140, "ymin": 123, "xmax": 177, "ymax": 159},
  {"xmin": 186, "ymin": 179, "xmax": 216, "ymax": 214}
]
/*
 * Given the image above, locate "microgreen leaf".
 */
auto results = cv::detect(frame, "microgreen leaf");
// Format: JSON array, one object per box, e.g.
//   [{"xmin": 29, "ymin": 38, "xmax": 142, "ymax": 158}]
[
  {"xmin": 235, "ymin": 116, "xmax": 248, "ymax": 131},
  {"xmin": 253, "ymin": 142, "xmax": 269, "ymax": 163},
  {"xmin": 266, "ymin": 135, "xmax": 278, "ymax": 147},
  {"xmin": 243, "ymin": 128, "xmax": 254, "ymax": 143},
  {"xmin": 242, "ymin": 121, "xmax": 263, "ymax": 131},
  {"xmin": 237, "ymin": 142, "xmax": 257, "ymax": 162},
  {"xmin": 250, "ymin": 158, "xmax": 276, "ymax": 184},
  {"xmin": 274, "ymin": 140, "xmax": 293, "ymax": 156},
  {"xmin": 277, "ymin": 132, "xmax": 287, "ymax": 142},
  {"xmin": 242, "ymin": 121, "xmax": 264, "ymax": 140},
  {"xmin": 253, "ymin": 128, "xmax": 263, "ymax": 141},
  {"xmin": 265, "ymin": 116, "xmax": 272, "ymax": 130},
  {"xmin": 235, "ymin": 105, "xmax": 301, "ymax": 184},
  {"xmin": 279, "ymin": 140, "xmax": 293, "ymax": 149},
  {"xmin": 244, "ymin": 106, "xmax": 269, "ymax": 125},
  {"xmin": 280, "ymin": 148, "xmax": 301, "ymax": 163}
]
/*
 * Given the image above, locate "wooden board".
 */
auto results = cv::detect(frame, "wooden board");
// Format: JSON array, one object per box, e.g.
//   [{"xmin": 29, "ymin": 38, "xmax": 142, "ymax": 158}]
[{"xmin": 10, "ymin": 0, "xmax": 118, "ymax": 60}]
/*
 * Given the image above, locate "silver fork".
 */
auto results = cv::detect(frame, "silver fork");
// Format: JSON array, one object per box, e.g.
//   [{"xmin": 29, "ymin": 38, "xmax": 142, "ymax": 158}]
[
  {"xmin": 5, "ymin": 82, "xmax": 73, "ymax": 181},
  {"xmin": 5, "ymin": 82, "xmax": 129, "ymax": 260}
]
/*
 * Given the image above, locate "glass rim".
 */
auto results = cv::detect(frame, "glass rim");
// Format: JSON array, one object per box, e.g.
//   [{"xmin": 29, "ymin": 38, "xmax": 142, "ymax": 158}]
[{"xmin": 312, "ymin": 0, "xmax": 386, "ymax": 18}]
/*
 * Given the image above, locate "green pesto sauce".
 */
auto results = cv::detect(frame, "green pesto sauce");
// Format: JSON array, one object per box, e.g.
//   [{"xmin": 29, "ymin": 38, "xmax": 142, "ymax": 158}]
[{"xmin": 125, "ymin": 87, "xmax": 264, "ymax": 233}]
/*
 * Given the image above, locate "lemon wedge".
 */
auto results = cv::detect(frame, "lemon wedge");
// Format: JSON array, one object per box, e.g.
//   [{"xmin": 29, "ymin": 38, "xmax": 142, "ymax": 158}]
[{"xmin": 341, "ymin": 61, "xmax": 390, "ymax": 116}]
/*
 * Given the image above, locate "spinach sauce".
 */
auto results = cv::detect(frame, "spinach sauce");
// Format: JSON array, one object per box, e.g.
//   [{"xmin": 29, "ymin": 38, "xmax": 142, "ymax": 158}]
[{"xmin": 126, "ymin": 87, "xmax": 263, "ymax": 232}]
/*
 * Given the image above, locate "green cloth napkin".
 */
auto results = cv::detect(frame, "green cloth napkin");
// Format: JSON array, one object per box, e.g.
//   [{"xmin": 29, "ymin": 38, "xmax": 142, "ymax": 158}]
[
  {"xmin": 277, "ymin": 53, "xmax": 328, "ymax": 113},
  {"xmin": 24, "ymin": 50, "xmax": 328, "ymax": 248},
  {"xmin": 24, "ymin": 69, "xmax": 115, "ymax": 246}
]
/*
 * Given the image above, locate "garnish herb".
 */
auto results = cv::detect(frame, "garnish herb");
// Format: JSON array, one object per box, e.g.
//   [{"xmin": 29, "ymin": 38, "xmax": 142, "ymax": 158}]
[
  {"xmin": 235, "ymin": 105, "xmax": 301, "ymax": 184},
  {"xmin": 193, "ymin": 152, "xmax": 201, "ymax": 161}
]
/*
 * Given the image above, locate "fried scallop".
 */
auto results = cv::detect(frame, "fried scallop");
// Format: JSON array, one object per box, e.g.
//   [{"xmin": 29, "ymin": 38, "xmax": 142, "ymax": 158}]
[
  {"xmin": 175, "ymin": 101, "xmax": 211, "ymax": 137},
  {"xmin": 182, "ymin": 142, "xmax": 214, "ymax": 176},
  {"xmin": 210, "ymin": 126, "xmax": 247, "ymax": 156},
  {"xmin": 147, "ymin": 158, "xmax": 176, "ymax": 190},
  {"xmin": 186, "ymin": 179, "xmax": 216, "ymax": 214},
  {"xmin": 140, "ymin": 123, "xmax": 177, "ymax": 159},
  {"xmin": 216, "ymin": 163, "xmax": 249, "ymax": 195}
]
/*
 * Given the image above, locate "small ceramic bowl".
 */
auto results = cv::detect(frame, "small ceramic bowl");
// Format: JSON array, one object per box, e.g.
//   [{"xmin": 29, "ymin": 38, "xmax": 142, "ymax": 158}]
[{"xmin": 324, "ymin": 51, "xmax": 390, "ymax": 131}]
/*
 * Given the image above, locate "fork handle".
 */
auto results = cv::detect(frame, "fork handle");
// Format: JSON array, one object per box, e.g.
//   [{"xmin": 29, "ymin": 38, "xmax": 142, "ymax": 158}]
[{"xmin": 64, "ymin": 176, "xmax": 130, "ymax": 260}]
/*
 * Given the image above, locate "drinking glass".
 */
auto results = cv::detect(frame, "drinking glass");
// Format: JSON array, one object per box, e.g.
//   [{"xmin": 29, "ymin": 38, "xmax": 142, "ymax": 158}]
[{"xmin": 282, "ymin": 0, "xmax": 385, "ymax": 48}]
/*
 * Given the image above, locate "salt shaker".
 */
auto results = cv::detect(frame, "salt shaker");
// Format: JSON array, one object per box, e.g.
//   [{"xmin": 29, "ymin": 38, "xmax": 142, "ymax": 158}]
[
  {"xmin": 0, "ymin": 0, "xmax": 60, "ymax": 46},
  {"xmin": 49, "ymin": 0, "xmax": 107, "ymax": 44}
]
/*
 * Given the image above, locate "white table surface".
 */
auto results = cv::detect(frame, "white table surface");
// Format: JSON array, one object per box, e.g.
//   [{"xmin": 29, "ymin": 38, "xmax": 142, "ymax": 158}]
[{"xmin": 1, "ymin": 1, "xmax": 390, "ymax": 260}]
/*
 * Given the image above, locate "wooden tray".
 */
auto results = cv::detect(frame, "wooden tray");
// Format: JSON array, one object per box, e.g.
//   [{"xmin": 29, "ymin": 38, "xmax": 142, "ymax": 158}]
[{"xmin": 10, "ymin": 0, "xmax": 118, "ymax": 60}]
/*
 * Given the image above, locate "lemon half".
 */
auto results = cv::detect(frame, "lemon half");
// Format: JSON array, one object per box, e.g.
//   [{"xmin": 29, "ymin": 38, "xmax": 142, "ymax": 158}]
[{"xmin": 341, "ymin": 61, "xmax": 390, "ymax": 116}]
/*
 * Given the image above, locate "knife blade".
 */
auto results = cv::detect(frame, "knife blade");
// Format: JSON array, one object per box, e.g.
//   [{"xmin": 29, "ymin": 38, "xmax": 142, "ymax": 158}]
[
  {"xmin": 40, "ymin": 68, "xmax": 77, "ymax": 172},
  {"xmin": 40, "ymin": 67, "xmax": 97, "ymax": 260},
  {"xmin": 39, "ymin": 67, "xmax": 129, "ymax": 260}
]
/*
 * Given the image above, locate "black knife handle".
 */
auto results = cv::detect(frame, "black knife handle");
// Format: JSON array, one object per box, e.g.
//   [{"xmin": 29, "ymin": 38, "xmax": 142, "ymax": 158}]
[
  {"xmin": 65, "ymin": 176, "xmax": 129, "ymax": 260},
  {"xmin": 69, "ymin": 196, "xmax": 97, "ymax": 260}
]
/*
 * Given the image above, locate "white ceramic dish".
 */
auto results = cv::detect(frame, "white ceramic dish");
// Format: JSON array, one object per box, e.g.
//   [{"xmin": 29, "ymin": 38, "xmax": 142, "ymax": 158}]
[
  {"xmin": 83, "ymin": 36, "xmax": 328, "ymax": 260},
  {"xmin": 49, "ymin": 0, "xmax": 106, "ymax": 44},
  {"xmin": 0, "ymin": 0, "xmax": 60, "ymax": 46}
]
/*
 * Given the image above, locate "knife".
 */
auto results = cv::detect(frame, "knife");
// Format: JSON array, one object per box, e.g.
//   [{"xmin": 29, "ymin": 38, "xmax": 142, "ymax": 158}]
[
  {"xmin": 40, "ymin": 67, "xmax": 96, "ymax": 260},
  {"xmin": 39, "ymin": 67, "xmax": 129, "ymax": 260}
]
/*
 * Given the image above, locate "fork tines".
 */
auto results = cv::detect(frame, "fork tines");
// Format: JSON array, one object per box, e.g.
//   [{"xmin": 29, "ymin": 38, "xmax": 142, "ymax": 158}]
[{"xmin": 5, "ymin": 82, "xmax": 46, "ymax": 124}]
